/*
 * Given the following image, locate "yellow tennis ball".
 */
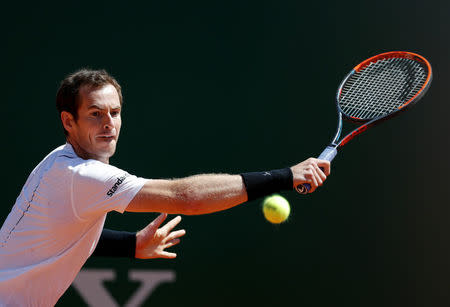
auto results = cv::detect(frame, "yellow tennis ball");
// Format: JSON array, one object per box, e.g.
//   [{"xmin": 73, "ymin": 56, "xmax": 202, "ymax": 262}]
[{"xmin": 262, "ymin": 194, "xmax": 290, "ymax": 224}]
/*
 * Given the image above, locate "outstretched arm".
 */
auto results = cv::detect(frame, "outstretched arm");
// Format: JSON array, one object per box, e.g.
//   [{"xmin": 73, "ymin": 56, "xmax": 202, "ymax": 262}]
[
  {"xmin": 126, "ymin": 158, "xmax": 331, "ymax": 215},
  {"xmin": 127, "ymin": 174, "xmax": 247, "ymax": 215}
]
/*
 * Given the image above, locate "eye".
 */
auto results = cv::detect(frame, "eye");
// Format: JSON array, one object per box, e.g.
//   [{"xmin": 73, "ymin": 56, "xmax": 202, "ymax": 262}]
[
  {"xmin": 91, "ymin": 111, "xmax": 100, "ymax": 117},
  {"xmin": 111, "ymin": 110, "xmax": 121, "ymax": 117}
]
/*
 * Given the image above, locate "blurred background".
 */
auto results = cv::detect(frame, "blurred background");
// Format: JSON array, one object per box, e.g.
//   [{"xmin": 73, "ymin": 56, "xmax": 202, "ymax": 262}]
[{"xmin": 2, "ymin": 0, "xmax": 449, "ymax": 306}]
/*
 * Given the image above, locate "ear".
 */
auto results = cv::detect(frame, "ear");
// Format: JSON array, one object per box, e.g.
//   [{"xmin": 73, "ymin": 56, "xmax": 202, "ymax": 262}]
[{"xmin": 61, "ymin": 111, "xmax": 75, "ymax": 133}]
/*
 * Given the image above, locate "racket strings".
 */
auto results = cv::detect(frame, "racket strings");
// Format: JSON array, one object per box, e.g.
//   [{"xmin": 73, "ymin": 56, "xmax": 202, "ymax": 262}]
[
  {"xmin": 341, "ymin": 59, "xmax": 426, "ymax": 119},
  {"xmin": 339, "ymin": 57, "xmax": 428, "ymax": 120},
  {"xmin": 343, "ymin": 59, "xmax": 424, "ymax": 118},
  {"xmin": 341, "ymin": 59, "xmax": 414, "ymax": 118}
]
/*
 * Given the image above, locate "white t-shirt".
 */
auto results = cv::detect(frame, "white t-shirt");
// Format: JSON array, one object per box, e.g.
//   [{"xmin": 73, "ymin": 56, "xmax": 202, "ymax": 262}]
[{"xmin": 0, "ymin": 144, "xmax": 148, "ymax": 306}]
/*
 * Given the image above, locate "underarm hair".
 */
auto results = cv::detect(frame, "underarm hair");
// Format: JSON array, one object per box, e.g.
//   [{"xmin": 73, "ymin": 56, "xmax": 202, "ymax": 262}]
[{"xmin": 240, "ymin": 168, "xmax": 293, "ymax": 201}]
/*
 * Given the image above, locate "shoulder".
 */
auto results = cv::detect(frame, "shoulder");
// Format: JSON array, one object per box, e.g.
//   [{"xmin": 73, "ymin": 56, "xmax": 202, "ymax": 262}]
[
  {"xmin": 51, "ymin": 144, "xmax": 129, "ymax": 179},
  {"xmin": 48, "ymin": 144, "xmax": 142, "ymax": 192},
  {"xmin": 72, "ymin": 160, "xmax": 130, "ymax": 185}
]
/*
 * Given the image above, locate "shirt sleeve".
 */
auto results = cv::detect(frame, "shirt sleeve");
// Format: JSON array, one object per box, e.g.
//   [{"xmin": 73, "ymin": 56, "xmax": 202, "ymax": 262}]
[{"xmin": 70, "ymin": 160, "xmax": 148, "ymax": 221}]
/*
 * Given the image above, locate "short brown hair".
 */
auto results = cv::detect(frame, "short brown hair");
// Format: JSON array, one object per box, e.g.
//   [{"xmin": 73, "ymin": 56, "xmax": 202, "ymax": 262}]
[{"xmin": 56, "ymin": 69, "xmax": 123, "ymax": 135}]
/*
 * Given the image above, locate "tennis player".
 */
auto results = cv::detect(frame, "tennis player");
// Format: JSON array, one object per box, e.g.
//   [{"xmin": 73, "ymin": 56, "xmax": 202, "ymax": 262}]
[{"xmin": 0, "ymin": 69, "xmax": 330, "ymax": 306}]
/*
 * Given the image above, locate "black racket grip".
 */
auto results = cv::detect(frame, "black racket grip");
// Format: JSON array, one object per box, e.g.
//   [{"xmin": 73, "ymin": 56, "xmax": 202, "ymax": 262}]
[{"xmin": 296, "ymin": 146, "xmax": 337, "ymax": 194}]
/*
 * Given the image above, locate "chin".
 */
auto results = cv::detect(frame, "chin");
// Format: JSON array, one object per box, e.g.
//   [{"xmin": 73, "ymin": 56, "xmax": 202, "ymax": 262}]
[
  {"xmin": 104, "ymin": 147, "xmax": 117, "ymax": 158},
  {"xmin": 96, "ymin": 146, "xmax": 117, "ymax": 160}
]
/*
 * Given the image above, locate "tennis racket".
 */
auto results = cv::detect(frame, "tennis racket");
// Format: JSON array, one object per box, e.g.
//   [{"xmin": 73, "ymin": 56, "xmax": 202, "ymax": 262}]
[{"xmin": 296, "ymin": 51, "xmax": 432, "ymax": 194}]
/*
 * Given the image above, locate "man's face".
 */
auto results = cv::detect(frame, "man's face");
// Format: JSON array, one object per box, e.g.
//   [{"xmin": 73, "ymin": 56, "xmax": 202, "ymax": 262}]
[{"xmin": 64, "ymin": 84, "xmax": 122, "ymax": 163}]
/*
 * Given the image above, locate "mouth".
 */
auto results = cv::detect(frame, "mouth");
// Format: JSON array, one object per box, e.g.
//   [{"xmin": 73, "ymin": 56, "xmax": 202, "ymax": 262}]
[{"xmin": 96, "ymin": 135, "xmax": 116, "ymax": 141}]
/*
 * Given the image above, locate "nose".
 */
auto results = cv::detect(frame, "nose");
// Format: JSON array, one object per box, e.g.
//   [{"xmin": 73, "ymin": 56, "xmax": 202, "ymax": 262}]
[{"xmin": 103, "ymin": 113, "xmax": 114, "ymax": 130}]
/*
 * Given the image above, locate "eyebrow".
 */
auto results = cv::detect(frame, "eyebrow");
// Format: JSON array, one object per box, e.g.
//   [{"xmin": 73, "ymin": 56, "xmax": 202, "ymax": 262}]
[{"xmin": 87, "ymin": 104, "xmax": 121, "ymax": 110}]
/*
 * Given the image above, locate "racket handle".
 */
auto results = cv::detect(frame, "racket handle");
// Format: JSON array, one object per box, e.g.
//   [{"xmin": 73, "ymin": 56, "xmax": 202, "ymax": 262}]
[{"xmin": 296, "ymin": 146, "xmax": 337, "ymax": 194}]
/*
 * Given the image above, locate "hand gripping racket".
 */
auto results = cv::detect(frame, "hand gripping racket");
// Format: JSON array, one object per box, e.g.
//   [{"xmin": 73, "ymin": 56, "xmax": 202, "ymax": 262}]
[{"xmin": 296, "ymin": 51, "xmax": 432, "ymax": 194}]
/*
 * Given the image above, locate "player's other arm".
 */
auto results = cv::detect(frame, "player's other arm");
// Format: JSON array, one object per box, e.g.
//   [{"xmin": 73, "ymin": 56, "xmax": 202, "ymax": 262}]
[
  {"xmin": 93, "ymin": 214, "xmax": 185, "ymax": 259},
  {"xmin": 126, "ymin": 158, "xmax": 330, "ymax": 215}
]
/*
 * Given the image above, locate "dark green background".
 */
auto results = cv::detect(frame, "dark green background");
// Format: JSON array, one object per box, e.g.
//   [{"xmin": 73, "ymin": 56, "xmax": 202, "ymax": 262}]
[{"xmin": 2, "ymin": 1, "xmax": 449, "ymax": 306}]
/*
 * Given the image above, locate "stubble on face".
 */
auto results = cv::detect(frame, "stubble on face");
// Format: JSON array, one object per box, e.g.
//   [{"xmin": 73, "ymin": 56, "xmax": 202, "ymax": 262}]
[{"xmin": 67, "ymin": 84, "xmax": 122, "ymax": 164}]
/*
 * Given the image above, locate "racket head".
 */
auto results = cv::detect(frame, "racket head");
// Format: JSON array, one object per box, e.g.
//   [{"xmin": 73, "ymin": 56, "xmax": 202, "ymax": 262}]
[{"xmin": 336, "ymin": 51, "xmax": 432, "ymax": 123}]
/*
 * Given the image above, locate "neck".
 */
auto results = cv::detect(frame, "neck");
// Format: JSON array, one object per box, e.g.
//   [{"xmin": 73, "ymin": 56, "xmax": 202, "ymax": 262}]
[{"xmin": 66, "ymin": 138, "xmax": 110, "ymax": 164}]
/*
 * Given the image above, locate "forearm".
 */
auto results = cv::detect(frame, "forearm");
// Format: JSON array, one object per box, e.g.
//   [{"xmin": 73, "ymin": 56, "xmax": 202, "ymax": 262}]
[{"xmin": 127, "ymin": 174, "xmax": 248, "ymax": 215}]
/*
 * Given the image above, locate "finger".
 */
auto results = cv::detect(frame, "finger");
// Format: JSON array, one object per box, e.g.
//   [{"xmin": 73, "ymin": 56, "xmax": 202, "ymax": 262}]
[
  {"xmin": 314, "ymin": 165, "xmax": 325, "ymax": 184},
  {"xmin": 317, "ymin": 159, "xmax": 331, "ymax": 176},
  {"xmin": 158, "ymin": 251, "xmax": 177, "ymax": 259},
  {"xmin": 164, "ymin": 238, "xmax": 181, "ymax": 249},
  {"xmin": 312, "ymin": 168, "xmax": 322, "ymax": 189},
  {"xmin": 161, "ymin": 215, "xmax": 182, "ymax": 232},
  {"xmin": 306, "ymin": 170, "xmax": 319, "ymax": 193},
  {"xmin": 149, "ymin": 213, "xmax": 168, "ymax": 230},
  {"xmin": 164, "ymin": 229, "xmax": 186, "ymax": 242}
]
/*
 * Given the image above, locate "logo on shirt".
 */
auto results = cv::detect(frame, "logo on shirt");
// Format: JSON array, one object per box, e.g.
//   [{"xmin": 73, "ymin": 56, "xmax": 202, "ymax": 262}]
[{"xmin": 107, "ymin": 174, "xmax": 129, "ymax": 197}]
